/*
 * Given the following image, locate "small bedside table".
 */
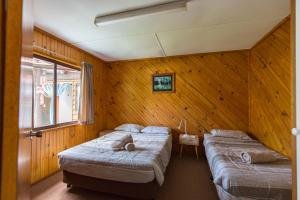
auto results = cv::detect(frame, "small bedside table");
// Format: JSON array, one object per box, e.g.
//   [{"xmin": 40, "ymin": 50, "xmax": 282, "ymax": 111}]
[
  {"xmin": 179, "ymin": 134, "xmax": 199, "ymax": 159},
  {"xmin": 99, "ymin": 130, "xmax": 113, "ymax": 137}
]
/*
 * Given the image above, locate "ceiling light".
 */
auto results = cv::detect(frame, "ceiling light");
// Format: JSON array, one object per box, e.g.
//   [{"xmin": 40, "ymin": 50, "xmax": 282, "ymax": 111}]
[{"xmin": 94, "ymin": 0, "xmax": 189, "ymax": 26}]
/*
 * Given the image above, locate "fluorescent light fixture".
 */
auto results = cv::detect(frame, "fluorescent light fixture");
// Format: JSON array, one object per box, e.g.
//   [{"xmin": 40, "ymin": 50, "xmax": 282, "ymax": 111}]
[{"xmin": 94, "ymin": 0, "xmax": 189, "ymax": 26}]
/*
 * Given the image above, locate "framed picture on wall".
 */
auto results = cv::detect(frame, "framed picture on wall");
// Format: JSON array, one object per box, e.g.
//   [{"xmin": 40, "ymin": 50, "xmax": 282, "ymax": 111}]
[{"xmin": 152, "ymin": 73, "xmax": 175, "ymax": 93}]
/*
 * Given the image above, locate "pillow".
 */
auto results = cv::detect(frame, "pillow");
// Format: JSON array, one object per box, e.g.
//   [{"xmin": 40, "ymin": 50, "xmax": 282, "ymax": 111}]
[
  {"xmin": 141, "ymin": 126, "xmax": 171, "ymax": 135},
  {"xmin": 114, "ymin": 123, "xmax": 144, "ymax": 133},
  {"xmin": 211, "ymin": 129, "xmax": 251, "ymax": 140}
]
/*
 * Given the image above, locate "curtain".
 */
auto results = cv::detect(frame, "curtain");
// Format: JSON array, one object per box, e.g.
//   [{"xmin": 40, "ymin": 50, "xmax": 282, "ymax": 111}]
[
  {"xmin": 57, "ymin": 83, "xmax": 70, "ymax": 96},
  {"xmin": 42, "ymin": 83, "xmax": 70, "ymax": 124},
  {"xmin": 79, "ymin": 62, "xmax": 94, "ymax": 124},
  {"xmin": 43, "ymin": 84, "xmax": 54, "ymax": 124}
]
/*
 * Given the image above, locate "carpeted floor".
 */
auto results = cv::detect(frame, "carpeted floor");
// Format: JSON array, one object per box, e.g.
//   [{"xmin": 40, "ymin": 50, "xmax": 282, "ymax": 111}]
[{"xmin": 31, "ymin": 155, "xmax": 219, "ymax": 200}]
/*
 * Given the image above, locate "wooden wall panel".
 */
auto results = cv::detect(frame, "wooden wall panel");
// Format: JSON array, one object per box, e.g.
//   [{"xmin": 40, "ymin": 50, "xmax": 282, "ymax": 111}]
[
  {"xmin": 31, "ymin": 17, "xmax": 293, "ymax": 184},
  {"xmin": 249, "ymin": 19, "xmax": 292, "ymax": 157},
  {"xmin": 33, "ymin": 28, "xmax": 79, "ymax": 66},
  {"xmin": 31, "ymin": 28, "xmax": 108, "ymax": 184},
  {"xmin": 30, "ymin": 126, "xmax": 89, "ymax": 183},
  {"xmin": 106, "ymin": 51, "xmax": 249, "ymax": 139}
]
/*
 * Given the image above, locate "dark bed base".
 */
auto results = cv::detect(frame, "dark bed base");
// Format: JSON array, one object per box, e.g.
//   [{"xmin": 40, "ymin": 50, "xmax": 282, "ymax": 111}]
[{"xmin": 62, "ymin": 170, "xmax": 159, "ymax": 199}]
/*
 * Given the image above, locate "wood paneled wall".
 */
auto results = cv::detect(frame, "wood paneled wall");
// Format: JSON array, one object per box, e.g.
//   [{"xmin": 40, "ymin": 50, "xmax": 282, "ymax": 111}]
[
  {"xmin": 30, "ymin": 17, "xmax": 293, "ymax": 183},
  {"xmin": 31, "ymin": 28, "xmax": 108, "ymax": 183},
  {"xmin": 106, "ymin": 51, "xmax": 249, "ymax": 137},
  {"xmin": 249, "ymin": 19, "xmax": 292, "ymax": 157},
  {"xmin": 34, "ymin": 27, "xmax": 84, "ymax": 66}
]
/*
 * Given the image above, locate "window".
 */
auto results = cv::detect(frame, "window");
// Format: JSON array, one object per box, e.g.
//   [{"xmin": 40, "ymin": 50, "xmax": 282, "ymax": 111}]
[{"xmin": 33, "ymin": 57, "xmax": 81, "ymax": 129}]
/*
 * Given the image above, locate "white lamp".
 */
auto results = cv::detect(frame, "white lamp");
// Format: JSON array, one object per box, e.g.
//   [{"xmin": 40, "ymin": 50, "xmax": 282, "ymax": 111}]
[{"xmin": 178, "ymin": 119, "xmax": 188, "ymax": 135}]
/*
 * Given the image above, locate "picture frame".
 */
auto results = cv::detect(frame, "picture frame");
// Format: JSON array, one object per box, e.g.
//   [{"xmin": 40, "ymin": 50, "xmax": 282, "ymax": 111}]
[{"xmin": 152, "ymin": 73, "xmax": 175, "ymax": 93}]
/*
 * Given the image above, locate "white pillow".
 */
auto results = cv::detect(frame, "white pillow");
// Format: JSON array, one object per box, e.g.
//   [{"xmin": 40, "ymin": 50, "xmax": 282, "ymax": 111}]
[
  {"xmin": 114, "ymin": 124, "xmax": 144, "ymax": 133},
  {"xmin": 211, "ymin": 129, "xmax": 251, "ymax": 140},
  {"xmin": 141, "ymin": 126, "xmax": 171, "ymax": 135}
]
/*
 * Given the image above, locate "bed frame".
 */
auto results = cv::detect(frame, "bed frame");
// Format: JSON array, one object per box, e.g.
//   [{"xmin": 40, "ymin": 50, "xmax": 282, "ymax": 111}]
[{"xmin": 63, "ymin": 170, "xmax": 159, "ymax": 199}]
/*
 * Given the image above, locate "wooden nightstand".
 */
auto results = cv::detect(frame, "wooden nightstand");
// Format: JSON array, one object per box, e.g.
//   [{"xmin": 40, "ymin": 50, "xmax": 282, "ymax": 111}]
[
  {"xmin": 99, "ymin": 130, "xmax": 113, "ymax": 137},
  {"xmin": 179, "ymin": 134, "xmax": 199, "ymax": 159}
]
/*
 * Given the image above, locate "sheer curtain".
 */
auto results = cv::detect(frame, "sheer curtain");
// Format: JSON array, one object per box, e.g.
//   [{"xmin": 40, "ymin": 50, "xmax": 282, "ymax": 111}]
[
  {"xmin": 79, "ymin": 62, "xmax": 94, "ymax": 124},
  {"xmin": 42, "ymin": 83, "xmax": 70, "ymax": 124},
  {"xmin": 42, "ymin": 84, "xmax": 54, "ymax": 124}
]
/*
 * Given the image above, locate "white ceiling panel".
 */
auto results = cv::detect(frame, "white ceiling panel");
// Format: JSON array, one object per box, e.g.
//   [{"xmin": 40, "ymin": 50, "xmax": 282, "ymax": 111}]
[
  {"xmin": 76, "ymin": 34, "xmax": 164, "ymax": 61},
  {"xmin": 33, "ymin": 0, "xmax": 290, "ymax": 61},
  {"xmin": 157, "ymin": 17, "xmax": 285, "ymax": 56}
]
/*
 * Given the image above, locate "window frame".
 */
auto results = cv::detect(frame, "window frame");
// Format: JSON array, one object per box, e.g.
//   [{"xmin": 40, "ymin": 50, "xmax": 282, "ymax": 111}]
[{"xmin": 32, "ymin": 55, "xmax": 81, "ymax": 131}]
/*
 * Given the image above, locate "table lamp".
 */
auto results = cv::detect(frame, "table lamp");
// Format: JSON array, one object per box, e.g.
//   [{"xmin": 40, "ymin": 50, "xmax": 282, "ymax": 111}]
[{"xmin": 178, "ymin": 119, "xmax": 188, "ymax": 135}]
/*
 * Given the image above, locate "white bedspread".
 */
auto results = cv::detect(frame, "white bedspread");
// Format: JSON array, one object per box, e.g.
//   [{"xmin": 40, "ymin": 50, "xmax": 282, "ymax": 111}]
[
  {"xmin": 58, "ymin": 131, "xmax": 172, "ymax": 185},
  {"xmin": 203, "ymin": 134, "xmax": 291, "ymax": 199}
]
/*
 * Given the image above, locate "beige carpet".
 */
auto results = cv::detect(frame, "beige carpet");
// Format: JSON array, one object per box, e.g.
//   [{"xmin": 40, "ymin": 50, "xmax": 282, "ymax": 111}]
[{"xmin": 31, "ymin": 155, "xmax": 219, "ymax": 200}]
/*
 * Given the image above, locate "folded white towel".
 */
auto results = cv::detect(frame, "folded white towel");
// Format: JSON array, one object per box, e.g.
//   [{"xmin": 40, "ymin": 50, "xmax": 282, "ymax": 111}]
[
  {"xmin": 125, "ymin": 143, "xmax": 135, "ymax": 151},
  {"xmin": 240, "ymin": 151, "xmax": 277, "ymax": 164},
  {"xmin": 111, "ymin": 134, "xmax": 133, "ymax": 151}
]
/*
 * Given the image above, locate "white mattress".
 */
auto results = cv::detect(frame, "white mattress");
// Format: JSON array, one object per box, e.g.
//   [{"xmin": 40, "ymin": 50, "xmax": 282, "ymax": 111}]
[{"xmin": 58, "ymin": 131, "xmax": 172, "ymax": 185}]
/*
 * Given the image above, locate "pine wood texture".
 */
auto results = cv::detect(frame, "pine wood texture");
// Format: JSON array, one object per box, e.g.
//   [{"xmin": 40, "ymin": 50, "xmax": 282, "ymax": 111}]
[
  {"xmin": 290, "ymin": 2, "xmax": 297, "ymax": 199},
  {"xmin": 0, "ymin": 6, "xmax": 3, "ymax": 199},
  {"xmin": 31, "ymin": 28, "xmax": 108, "ymax": 184},
  {"xmin": 106, "ymin": 51, "xmax": 249, "ymax": 137},
  {"xmin": 34, "ymin": 27, "xmax": 81, "ymax": 67},
  {"xmin": 31, "ymin": 18, "xmax": 293, "ymax": 184},
  {"xmin": 1, "ymin": 0, "xmax": 23, "ymax": 199},
  {"xmin": 249, "ymin": 19, "xmax": 292, "ymax": 157},
  {"xmin": 30, "ymin": 125, "xmax": 100, "ymax": 183}
]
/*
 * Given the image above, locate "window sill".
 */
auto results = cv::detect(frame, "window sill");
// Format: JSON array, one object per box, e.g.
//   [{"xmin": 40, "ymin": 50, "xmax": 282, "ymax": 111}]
[{"xmin": 33, "ymin": 121, "xmax": 81, "ymax": 132}]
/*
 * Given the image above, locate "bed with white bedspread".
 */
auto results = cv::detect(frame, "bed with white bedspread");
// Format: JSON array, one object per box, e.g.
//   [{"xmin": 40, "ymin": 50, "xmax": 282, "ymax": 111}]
[
  {"xmin": 58, "ymin": 130, "xmax": 172, "ymax": 186},
  {"xmin": 204, "ymin": 133, "xmax": 291, "ymax": 200}
]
